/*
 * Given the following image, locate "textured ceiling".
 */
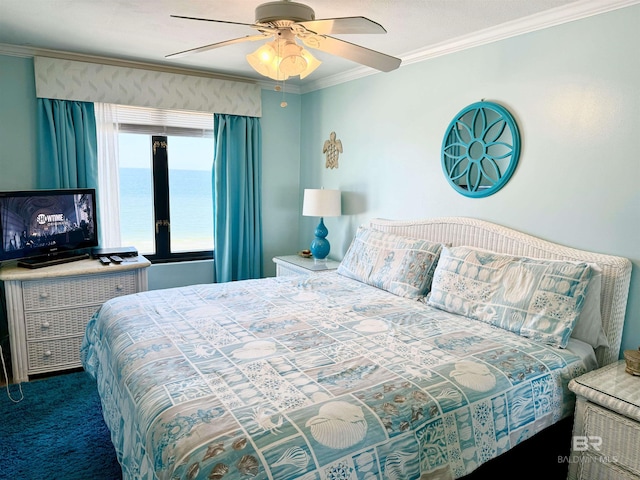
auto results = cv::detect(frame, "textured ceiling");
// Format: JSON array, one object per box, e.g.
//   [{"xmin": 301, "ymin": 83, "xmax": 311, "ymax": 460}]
[{"xmin": 0, "ymin": 0, "xmax": 629, "ymax": 91}]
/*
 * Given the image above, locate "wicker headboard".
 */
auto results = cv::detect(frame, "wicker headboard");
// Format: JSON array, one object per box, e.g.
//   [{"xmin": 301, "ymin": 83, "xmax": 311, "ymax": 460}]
[{"xmin": 369, "ymin": 217, "xmax": 632, "ymax": 367}]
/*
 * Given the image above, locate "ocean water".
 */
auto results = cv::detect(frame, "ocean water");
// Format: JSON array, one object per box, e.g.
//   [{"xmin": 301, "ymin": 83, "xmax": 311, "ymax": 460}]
[{"xmin": 119, "ymin": 167, "xmax": 213, "ymax": 254}]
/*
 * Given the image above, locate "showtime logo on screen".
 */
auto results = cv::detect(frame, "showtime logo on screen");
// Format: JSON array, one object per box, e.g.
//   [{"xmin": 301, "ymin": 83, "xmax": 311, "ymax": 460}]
[{"xmin": 36, "ymin": 213, "xmax": 65, "ymax": 225}]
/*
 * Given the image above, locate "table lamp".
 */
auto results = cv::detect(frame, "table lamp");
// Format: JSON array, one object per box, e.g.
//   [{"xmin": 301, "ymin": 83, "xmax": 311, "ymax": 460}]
[{"xmin": 302, "ymin": 188, "xmax": 341, "ymax": 261}]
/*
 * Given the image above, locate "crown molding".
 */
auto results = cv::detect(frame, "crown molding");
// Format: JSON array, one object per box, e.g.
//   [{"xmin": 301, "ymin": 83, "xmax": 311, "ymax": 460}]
[
  {"xmin": 0, "ymin": 43, "xmax": 260, "ymax": 85},
  {"xmin": 400, "ymin": 0, "xmax": 640, "ymax": 67},
  {"xmin": 2, "ymin": 0, "xmax": 636, "ymax": 96},
  {"xmin": 300, "ymin": 0, "xmax": 640, "ymax": 94}
]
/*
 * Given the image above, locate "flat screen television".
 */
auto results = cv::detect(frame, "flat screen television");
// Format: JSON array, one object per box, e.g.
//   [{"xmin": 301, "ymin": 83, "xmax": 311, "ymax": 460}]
[{"xmin": 0, "ymin": 188, "xmax": 99, "ymax": 268}]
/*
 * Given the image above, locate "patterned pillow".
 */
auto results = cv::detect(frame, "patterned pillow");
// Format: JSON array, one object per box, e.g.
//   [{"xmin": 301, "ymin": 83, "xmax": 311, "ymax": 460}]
[
  {"xmin": 337, "ymin": 227, "xmax": 443, "ymax": 299},
  {"xmin": 570, "ymin": 264, "xmax": 609, "ymax": 349},
  {"xmin": 427, "ymin": 246, "xmax": 593, "ymax": 348}
]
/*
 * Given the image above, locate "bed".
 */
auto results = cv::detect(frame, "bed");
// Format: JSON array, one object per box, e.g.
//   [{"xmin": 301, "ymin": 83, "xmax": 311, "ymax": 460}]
[{"xmin": 80, "ymin": 217, "xmax": 632, "ymax": 480}]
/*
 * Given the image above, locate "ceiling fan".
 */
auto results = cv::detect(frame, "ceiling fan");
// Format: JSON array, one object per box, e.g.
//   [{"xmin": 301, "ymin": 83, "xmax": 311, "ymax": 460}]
[{"xmin": 166, "ymin": 0, "xmax": 402, "ymax": 80}]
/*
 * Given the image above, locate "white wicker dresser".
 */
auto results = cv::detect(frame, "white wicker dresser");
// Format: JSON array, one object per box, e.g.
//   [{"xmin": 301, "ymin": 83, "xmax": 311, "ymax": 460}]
[
  {"xmin": 568, "ymin": 360, "xmax": 640, "ymax": 480},
  {"xmin": 1, "ymin": 256, "xmax": 150, "ymax": 383}
]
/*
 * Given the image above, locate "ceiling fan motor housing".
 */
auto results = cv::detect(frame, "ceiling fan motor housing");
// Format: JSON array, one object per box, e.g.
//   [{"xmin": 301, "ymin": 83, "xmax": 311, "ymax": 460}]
[{"xmin": 255, "ymin": 1, "xmax": 316, "ymax": 24}]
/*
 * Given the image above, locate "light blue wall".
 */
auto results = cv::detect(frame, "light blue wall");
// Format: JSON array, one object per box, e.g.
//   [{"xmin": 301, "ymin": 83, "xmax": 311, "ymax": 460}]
[
  {"xmin": 299, "ymin": 5, "xmax": 640, "ymax": 356},
  {"xmin": 148, "ymin": 260, "xmax": 214, "ymax": 290},
  {"xmin": 260, "ymin": 88, "xmax": 302, "ymax": 277}
]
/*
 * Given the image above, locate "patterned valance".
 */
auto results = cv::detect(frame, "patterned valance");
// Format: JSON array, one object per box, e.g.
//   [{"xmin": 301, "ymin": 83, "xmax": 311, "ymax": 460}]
[{"xmin": 34, "ymin": 56, "xmax": 261, "ymax": 117}]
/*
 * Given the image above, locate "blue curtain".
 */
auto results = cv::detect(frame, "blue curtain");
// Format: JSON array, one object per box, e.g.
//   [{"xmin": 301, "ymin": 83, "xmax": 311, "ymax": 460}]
[
  {"xmin": 37, "ymin": 99, "xmax": 98, "ymax": 190},
  {"xmin": 213, "ymin": 114, "xmax": 263, "ymax": 282}
]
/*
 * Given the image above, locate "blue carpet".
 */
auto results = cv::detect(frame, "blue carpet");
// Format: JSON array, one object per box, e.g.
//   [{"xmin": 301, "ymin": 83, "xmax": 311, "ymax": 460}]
[{"xmin": 0, "ymin": 370, "xmax": 121, "ymax": 479}]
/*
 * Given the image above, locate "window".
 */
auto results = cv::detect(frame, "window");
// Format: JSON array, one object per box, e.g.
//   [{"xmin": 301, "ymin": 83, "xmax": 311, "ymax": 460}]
[{"xmin": 116, "ymin": 106, "xmax": 214, "ymax": 262}]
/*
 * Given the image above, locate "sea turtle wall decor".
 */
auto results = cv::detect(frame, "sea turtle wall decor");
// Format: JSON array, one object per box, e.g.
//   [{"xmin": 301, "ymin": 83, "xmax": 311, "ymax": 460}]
[{"xmin": 323, "ymin": 131, "xmax": 343, "ymax": 169}]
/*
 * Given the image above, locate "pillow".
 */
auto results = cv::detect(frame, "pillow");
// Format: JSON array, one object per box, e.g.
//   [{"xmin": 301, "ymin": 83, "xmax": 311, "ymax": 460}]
[
  {"xmin": 427, "ymin": 246, "xmax": 593, "ymax": 348},
  {"xmin": 337, "ymin": 226, "xmax": 443, "ymax": 299},
  {"xmin": 570, "ymin": 264, "xmax": 609, "ymax": 349}
]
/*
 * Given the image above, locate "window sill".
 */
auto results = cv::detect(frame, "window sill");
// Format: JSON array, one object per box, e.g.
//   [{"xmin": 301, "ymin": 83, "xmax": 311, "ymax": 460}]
[{"xmin": 144, "ymin": 251, "xmax": 214, "ymax": 264}]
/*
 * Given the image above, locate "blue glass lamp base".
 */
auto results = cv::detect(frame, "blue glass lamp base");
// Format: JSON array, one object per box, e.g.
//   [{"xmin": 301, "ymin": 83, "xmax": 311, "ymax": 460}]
[{"xmin": 310, "ymin": 217, "xmax": 331, "ymax": 260}]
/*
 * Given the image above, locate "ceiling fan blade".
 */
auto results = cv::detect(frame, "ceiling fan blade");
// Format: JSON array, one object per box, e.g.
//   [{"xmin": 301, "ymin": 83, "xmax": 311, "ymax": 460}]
[
  {"xmin": 297, "ymin": 16, "xmax": 387, "ymax": 35},
  {"xmin": 166, "ymin": 35, "xmax": 269, "ymax": 59},
  {"xmin": 170, "ymin": 14, "xmax": 256, "ymax": 28},
  {"xmin": 305, "ymin": 36, "xmax": 401, "ymax": 72}
]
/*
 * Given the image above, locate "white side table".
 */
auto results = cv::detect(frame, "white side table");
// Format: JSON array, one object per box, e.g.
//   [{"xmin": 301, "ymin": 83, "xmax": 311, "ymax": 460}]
[
  {"xmin": 568, "ymin": 360, "xmax": 640, "ymax": 479},
  {"xmin": 272, "ymin": 255, "xmax": 340, "ymax": 277}
]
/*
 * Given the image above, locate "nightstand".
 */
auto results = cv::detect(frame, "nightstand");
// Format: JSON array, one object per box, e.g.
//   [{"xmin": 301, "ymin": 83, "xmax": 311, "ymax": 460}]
[
  {"xmin": 568, "ymin": 360, "xmax": 640, "ymax": 480},
  {"xmin": 272, "ymin": 255, "xmax": 340, "ymax": 277}
]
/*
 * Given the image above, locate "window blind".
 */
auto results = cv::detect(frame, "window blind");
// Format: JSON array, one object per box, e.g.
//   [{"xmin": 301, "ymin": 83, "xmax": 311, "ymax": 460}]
[{"xmin": 114, "ymin": 104, "xmax": 214, "ymax": 138}]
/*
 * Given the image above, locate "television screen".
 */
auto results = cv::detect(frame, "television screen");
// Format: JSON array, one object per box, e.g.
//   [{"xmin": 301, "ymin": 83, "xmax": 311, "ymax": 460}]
[{"xmin": 0, "ymin": 188, "xmax": 98, "ymax": 263}]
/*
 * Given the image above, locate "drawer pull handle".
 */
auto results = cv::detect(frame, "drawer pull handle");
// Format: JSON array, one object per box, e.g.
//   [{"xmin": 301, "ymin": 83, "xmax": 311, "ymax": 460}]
[
  {"xmin": 116, "ymin": 284, "xmax": 124, "ymax": 290},
  {"xmin": 43, "ymin": 350, "xmax": 52, "ymax": 357},
  {"xmin": 40, "ymin": 292, "xmax": 50, "ymax": 299},
  {"xmin": 42, "ymin": 321, "xmax": 50, "ymax": 328}
]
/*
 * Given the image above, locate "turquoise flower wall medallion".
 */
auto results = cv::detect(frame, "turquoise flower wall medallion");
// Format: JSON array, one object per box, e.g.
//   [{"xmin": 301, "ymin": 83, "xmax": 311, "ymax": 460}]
[{"xmin": 442, "ymin": 101, "xmax": 520, "ymax": 198}]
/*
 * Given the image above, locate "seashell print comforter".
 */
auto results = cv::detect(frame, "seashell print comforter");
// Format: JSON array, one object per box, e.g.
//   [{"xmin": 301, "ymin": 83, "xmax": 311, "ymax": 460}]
[{"xmin": 81, "ymin": 272, "xmax": 592, "ymax": 480}]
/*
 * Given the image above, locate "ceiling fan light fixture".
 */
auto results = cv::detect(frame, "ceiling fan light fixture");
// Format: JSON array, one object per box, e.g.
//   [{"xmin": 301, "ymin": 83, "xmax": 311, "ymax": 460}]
[
  {"xmin": 247, "ymin": 37, "xmax": 321, "ymax": 80},
  {"xmin": 299, "ymin": 48, "xmax": 321, "ymax": 79},
  {"xmin": 279, "ymin": 42, "xmax": 307, "ymax": 76},
  {"xmin": 258, "ymin": 42, "xmax": 277, "ymax": 63},
  {"xmin": 246, "ymin": 42, "xmax": 290, "ymax": 81}
]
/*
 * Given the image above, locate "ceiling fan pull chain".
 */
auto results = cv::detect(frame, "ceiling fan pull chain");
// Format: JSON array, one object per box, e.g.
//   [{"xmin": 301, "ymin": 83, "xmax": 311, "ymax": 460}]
[
  {"xmin": 280, "ymin": 78, "xmax": 288, "ymax": 108},
  {"xmin": 277, "ymin": 37, "xmax": 288, "ymax": 107}
]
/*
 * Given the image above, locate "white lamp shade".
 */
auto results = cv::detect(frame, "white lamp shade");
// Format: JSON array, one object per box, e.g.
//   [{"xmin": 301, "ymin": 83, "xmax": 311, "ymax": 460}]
[{"xmin": 302, "ymin": 189, "xmax": 341, "ymax": 217}]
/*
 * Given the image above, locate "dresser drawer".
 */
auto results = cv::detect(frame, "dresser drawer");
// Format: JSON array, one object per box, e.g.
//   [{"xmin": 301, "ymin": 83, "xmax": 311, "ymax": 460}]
[
  {"xmin": 583, "ymin": 402, "xmax": 640, "ymax": 476},
  {"xmin": 276, "ymin": 264, "xmax": 306, "ymax": 277},
  {"xmin": 22, "ymin": 271, "xmax": 137, "ymax": 309},
  {"xmin": 273, "ymin": 256, "xmax": 340, "ymax": 277},
  {"xmin": 27, "ymin": 336, "xmax": 84, "ymax": 373},
  {"xmin": 25, "ymin": 305, "xmax": 100, "ymax": 340}
]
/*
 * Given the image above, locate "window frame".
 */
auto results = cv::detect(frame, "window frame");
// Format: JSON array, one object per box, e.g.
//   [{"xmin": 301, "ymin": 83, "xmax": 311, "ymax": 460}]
[{"xmin": 118, "ymin": 129, "xmax": 214, "ymax": 264}]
